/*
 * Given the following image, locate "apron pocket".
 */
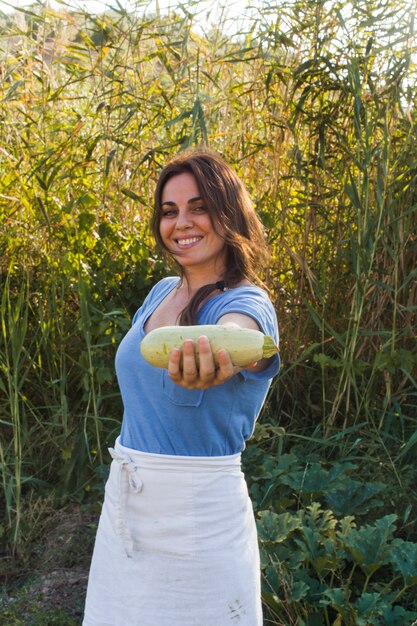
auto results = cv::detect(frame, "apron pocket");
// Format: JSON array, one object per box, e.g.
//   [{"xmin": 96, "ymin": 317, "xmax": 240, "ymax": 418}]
[{"xmin": 125, "ymin": 467, "xmax": 195, "ymax": 558}]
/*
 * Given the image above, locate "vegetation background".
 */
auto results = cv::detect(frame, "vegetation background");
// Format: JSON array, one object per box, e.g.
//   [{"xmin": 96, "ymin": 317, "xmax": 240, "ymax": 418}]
[{"xmin": 0, "ymin": 0, "xmax": 416, "ymax": 624}]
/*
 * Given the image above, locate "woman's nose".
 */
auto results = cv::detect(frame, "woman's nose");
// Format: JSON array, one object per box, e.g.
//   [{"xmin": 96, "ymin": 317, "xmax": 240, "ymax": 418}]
[{"xmin": 175, "ymin": 210, "xmax": 193, "ymax": 229}]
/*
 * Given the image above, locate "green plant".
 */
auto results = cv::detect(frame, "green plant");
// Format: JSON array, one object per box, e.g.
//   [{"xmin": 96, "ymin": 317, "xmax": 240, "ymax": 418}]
[{"xmin": 244, "ymin": 429, "xmax": 417, "ymax": 625}]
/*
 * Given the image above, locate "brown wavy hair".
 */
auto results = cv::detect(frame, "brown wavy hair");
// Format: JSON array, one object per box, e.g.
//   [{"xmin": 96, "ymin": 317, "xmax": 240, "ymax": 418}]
[{"xmin": 152, "ymin": 147, "xmax": 270, "ymax": 325}]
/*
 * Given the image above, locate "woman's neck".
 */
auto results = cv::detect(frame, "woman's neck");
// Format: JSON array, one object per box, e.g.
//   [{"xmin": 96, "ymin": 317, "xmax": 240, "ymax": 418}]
[{"xmin": 178, "ymin": 270, "xmax": 224, "ymax": 295}]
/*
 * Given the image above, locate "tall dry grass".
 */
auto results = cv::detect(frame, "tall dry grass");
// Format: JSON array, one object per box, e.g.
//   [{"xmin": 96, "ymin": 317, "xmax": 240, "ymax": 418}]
[{"xmin": 0, "ymin": 0, "xmax": 416, "ymax": 572}]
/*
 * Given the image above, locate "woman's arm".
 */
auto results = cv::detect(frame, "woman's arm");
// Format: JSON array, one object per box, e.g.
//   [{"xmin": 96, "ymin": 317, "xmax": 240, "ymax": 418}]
[{"xmin": 216, "ymin": 312, "xmax": 271, "ymax": 373}]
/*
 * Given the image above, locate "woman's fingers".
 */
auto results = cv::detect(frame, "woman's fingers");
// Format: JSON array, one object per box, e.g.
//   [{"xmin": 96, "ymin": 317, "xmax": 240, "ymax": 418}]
[
  {"xmin": 215, "ymin": 347, "xmax": 238, "ymax": 381},
  {"xmin": 182, "ymin": 338, "xmax": 199, "ymax": 381},
  {"xmin": 167, "ymin": 346, "xmax": 183, "ymax": 382},
  {"xmin": 167, "ymin": 336, "xmax": 238, "ymax": 389},
  {"xmin": 195, "ymin": 336, "xmax": 216, "ymax": 382}
]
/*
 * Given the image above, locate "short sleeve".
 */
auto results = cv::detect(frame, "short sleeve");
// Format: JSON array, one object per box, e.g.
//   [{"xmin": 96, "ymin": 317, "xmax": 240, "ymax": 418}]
[{"xmin": 201, "ymin": 287, "xmax": 281, "ymax": 381}]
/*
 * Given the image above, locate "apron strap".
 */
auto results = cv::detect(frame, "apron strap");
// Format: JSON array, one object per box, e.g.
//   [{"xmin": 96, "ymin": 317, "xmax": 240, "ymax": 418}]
[{"xmin": 108, "ymin": 447, "xmax": 144, "ymax": 557}]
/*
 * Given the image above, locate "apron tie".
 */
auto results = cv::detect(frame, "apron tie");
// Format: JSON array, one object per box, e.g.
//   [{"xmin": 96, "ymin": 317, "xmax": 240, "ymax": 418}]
[
  {"xmin": 108, "ymin": 447, "xmax": 144, "ymax": 557},
  {"xmin": 109, "ymin": 447, "xmax": 144, "ymax": 493}
]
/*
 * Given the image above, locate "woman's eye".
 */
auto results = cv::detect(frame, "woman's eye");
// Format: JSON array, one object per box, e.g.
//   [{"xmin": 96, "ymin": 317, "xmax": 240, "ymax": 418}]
[
  {"xmin": 161, "ymin": 209, "xmax": 176, "ymax": 217},
  {"xmin": 193, "ymin": 206, "xmax": 206, "ymax": 213}
]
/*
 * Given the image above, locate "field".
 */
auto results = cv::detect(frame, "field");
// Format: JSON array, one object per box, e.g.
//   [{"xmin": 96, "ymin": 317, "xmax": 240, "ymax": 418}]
[{"xmin": 1, "ymin": 0, "xmax": 417, "ymax": 624}]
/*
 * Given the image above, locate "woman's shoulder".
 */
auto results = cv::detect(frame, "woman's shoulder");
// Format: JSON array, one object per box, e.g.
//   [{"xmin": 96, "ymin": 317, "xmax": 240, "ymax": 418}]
[
  {"xmin": 224, "ymin": 282, "xmax": 271, "ymax": 302},
  {"xmin": 154, "ymin": 275, "xmax": 180, "ymax": 291},
  {"xmin": 202, "ymin": 282, "xmax": 277, "ymax": 324},
  {"xmin": 145, "ymin": 276, "xmax": 179, "ymax": 299}
]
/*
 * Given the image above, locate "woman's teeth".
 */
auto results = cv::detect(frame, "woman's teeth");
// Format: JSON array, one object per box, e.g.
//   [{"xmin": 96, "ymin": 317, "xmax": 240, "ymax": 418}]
[{"xmin": 177, "ymin": 237, "xmax": 201, "ymax": 245}]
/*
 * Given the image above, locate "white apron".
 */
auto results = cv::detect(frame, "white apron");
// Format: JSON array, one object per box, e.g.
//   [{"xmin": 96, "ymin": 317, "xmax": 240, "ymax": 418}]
[{"xmin": 83, "ymin": 437, "xmax": 262, "ymax": 626}]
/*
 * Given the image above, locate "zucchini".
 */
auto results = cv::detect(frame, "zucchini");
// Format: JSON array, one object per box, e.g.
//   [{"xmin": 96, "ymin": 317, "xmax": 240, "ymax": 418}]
[{"xmin": 140, "ymin": 324, "xmax": 279, "ymax": 369}]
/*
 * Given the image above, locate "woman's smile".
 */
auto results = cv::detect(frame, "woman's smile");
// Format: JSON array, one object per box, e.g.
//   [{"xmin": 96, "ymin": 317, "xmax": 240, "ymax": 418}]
[{"xmin": 175, "ymin": 235, "xmax": 204, "ymax": 248}]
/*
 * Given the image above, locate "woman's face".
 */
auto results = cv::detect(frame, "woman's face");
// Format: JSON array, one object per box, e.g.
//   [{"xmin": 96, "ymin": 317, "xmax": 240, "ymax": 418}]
[{"xmin": 159, "ymin": 172, "xmax": 226, "ymax": 277}]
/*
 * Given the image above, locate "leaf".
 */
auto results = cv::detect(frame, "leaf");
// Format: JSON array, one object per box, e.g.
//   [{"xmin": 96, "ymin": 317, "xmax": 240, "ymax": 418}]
[
  {"xmin": 78, "ymin": 211, "xmax": 96, "ymax": 232},
  {"xmin": 3, "ymin": 80, "xmax": 24, "ymax": 101},
  {"xmin": 390, "ymin": 539, "xmax": 417, "ymax": 585},
  {"xmin": 303, "ymin": 301, "xmax": 345, "ymax": 347},
  {"xmin": 313, "ymin": 353, "xmax": 343, "ymax": 368},
  {"xmin": 354, "ymin": 592, "xmax": 386, "ymax": 623},
  {"xmin": 165, "ymin": 109, "xmax": 193, "ymax": 128},
  {"xmin": 121, "ymin": 189, "xmax": 147, "ymax": 203},
  {"xmin": 281, "ymin": 462, "xmax": 337, "ymax": 496},
  {"xmin": 275, "ymin": 505, "xmax": 340, "ymax": 578},
  {"xmin": 291, "ymin": 580, "xmax": 310, "ymax": 601},
  {"xmin": 345, "ymin": 176, "xmax": 361, "ymax": 211},
  {"xmin": 304, "ymin": 503, "xmax": 338, "ymax": 533},
  {"xmin": 257, "ymin": 510, "xmax": 302, "ymax": 544},
  {"xmin": 397, "ymin": 428, "xmax": 417, "ymax": 460},
  {"xmin": 320, "ymin": 588, "xmax": 349, "ymax": 613},
  {"xmin": 380, "ymin": 604, "xmax": 417, "ymax": 625},
  {"xmin": 326, "ymin": 480, "xmax": 385, "ymax": 517},
  {"xmin": 260, "ymin": 591, "xmax": 281, "ymax": 613},
  {"xmin": 341, "ymin": 515, "xmax": 397, "ymax": 575},
  {"xmin": 105, "ymin": 149, "xmax": 117, "ymax": 177},
  {"xmin": 373, "ymin": 349, "xmax": 416, "ymax": 374}
]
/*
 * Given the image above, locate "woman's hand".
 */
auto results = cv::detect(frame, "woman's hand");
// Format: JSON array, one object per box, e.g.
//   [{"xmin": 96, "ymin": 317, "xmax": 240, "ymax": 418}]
[{"xmin": 167, "ymin": 335, "xmax": 249, "ymax": 390}]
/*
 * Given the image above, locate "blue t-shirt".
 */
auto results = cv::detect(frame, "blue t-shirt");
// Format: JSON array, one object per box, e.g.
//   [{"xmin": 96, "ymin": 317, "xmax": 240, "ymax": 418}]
[{"xmin": 116, "ymin": 277, "xmax": 280, "ymax": 456}]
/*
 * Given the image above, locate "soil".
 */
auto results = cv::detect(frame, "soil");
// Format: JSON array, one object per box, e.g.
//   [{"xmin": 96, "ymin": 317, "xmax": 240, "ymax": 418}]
[{"xmin": 0, "ymin": 504, "xmax": 99, "ymax": 625}]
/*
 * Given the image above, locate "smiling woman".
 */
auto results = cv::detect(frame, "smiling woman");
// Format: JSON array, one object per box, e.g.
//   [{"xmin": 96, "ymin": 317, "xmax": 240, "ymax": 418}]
[
  {"xmin": 151, "ymin": 148, "xmax": 270, "ymax": 325},
  {"xmin": 83, "ymin": 147, "xmax": 281, "ymax": 626}
]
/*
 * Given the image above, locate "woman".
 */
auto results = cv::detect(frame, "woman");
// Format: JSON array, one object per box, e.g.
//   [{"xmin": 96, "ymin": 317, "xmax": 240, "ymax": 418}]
[{"xmin": 83, "ymin": 147, "xmax": 280, "ymax": 626}]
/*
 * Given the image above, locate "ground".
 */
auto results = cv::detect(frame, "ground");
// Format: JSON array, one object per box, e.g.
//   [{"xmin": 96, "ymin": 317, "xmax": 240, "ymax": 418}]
[{"xmin": 0, "ymin": 504, "xmax": 99, "ymax": 626}]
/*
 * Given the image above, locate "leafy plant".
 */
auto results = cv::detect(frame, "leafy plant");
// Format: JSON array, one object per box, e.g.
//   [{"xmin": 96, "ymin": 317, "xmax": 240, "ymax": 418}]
[{"xmin": 245, "ymin": 431, "xmax": 417, "ymax": 625}]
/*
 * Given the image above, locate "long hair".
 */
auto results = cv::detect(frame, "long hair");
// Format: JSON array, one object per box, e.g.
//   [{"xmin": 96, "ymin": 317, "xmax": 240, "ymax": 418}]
[{"xmin": 152, "ymin": 147, "xmax": 270, "ymax": 325}]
